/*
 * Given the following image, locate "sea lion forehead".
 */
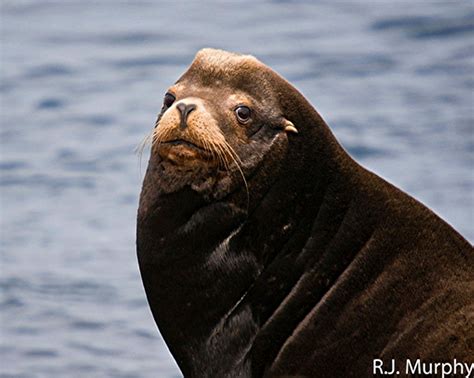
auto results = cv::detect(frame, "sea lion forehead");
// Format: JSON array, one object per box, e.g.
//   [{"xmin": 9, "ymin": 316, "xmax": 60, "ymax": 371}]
[
  {"xmin": 179, "ymin": 48, "xmax": 267, "ymax": 87},
  {"xmin": 193, "ymin": 48, "xmax": 262, "ymax": 77},
  {"xmin": 176, "ymin": 48, "xmax": 277, "ymax": 105}
]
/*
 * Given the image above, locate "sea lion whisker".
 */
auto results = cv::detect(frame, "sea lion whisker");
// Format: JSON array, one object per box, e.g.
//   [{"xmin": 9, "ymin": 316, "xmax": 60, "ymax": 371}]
[
  {"xmin": 202, "ymin": 134, "xmax": 218, "ymax": 164},
  {"xmin": 221, "ymin": 137, "xmax": 245, "ymax": 169},
  {"xmin": 212, "ymin": 142, "xmax": 224, "ymax": 169},
  {"xmin": 205, "ymin": 136, "xmax": 228, "ymax": 170},
  {"xmin": 221, "ymin": 140, "xmax": 249, "ymax": 209},
  {"xmin": 195, "ymin": 132, "xmax": 220, "ymax": 166},
  {"xmin": 135, "ymin": 130, "xmax": 157, "ymax": 177},
  {"xmin": 155, "ymin": 126, "xmax": 172, "ymax": 145},
  {"xmin": 218, "ymin": 140, "xmax": 234, "ymax": 173},
  {"xmin": 135, "ymin": 132, "xmax": 152, "ymax": 153},
  {"xmin": 215, "ymin": 141, "xmax": 231, "ymax": 171}
]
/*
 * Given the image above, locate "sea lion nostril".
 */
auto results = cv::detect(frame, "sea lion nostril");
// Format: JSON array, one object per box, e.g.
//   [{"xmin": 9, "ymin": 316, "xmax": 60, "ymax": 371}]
[
  {"xmin": 176, "ymin": 103, "xmax": 184, "ymax": 112},
  {"xmin": 176, "ymin": 103, "xmax": 197, "ymax": 129}
]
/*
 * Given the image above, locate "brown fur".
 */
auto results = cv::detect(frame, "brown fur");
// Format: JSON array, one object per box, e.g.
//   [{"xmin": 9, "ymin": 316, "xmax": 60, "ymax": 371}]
[{"xmin": 137, "ymin": 48, "xmax": 473, "ymax": 378}]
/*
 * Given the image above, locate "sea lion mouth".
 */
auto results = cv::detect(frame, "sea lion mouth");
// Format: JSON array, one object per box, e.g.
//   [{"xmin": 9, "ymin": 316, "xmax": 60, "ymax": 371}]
[
  {"xmin": 157, "ymin": 138, "xmax": 215, "ymax": 165},
  {"xmin": 162, "ymin": 138, "xmax": 206, "ymax": 152}
]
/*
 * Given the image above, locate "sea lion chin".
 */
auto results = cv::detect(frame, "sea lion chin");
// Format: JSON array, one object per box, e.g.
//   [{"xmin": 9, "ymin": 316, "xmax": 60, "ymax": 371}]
[{"xmin": 137, "ymin": 48, "xmax": 473, "ymax": 377}]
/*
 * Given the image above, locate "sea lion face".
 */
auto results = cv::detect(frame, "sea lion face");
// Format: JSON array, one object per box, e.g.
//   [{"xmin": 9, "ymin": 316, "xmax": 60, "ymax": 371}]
[{"xmin": 147, "ymin": 49, "xmax": 296, "ymax": 199}]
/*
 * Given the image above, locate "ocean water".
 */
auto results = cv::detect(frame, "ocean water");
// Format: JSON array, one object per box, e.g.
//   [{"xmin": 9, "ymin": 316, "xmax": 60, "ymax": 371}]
[{"xmin": 0, "ymin": 1, "xmax": 472, "ymax": 377}]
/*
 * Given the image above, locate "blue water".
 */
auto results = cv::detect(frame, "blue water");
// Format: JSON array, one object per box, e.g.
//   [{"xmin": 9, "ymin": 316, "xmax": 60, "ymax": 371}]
[{"xmin": 1, "ymin": 1, "xmax": 473, "ymax": 377}]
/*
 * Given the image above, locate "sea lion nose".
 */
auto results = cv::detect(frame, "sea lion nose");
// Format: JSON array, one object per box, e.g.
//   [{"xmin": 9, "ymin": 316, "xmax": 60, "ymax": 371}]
[{"xmin": 176, "ymin": 103, "xmax": 196, "ymax": 130}]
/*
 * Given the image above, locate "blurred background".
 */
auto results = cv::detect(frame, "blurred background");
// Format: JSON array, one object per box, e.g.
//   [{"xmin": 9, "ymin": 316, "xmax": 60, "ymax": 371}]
[{"xmin": 1, "ymin": 1, "xmax": 472, "ymax": 377}]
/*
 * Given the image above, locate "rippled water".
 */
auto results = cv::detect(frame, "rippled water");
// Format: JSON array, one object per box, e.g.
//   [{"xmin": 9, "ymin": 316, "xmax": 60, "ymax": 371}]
[{"xmin": 1, "ymin": 1, "xmax": 473, "ymax": 377}]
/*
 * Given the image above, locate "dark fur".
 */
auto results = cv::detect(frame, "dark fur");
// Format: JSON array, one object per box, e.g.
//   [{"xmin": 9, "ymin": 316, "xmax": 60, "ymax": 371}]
[{"xmin": 137, "ymin": 49, "xmax": 473, "ymax": 377}]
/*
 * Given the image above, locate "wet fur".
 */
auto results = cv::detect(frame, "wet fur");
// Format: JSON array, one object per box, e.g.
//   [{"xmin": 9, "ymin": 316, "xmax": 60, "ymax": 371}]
[{"xmin": 137, "ymin": 49, "xmax": 473, "ymax": 377}]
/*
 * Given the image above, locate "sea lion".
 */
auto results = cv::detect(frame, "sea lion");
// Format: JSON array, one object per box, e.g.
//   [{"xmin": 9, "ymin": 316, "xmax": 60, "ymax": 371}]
[{"xmin": 137, "ymin": 48, "xmax": 473, "ymax": 377}]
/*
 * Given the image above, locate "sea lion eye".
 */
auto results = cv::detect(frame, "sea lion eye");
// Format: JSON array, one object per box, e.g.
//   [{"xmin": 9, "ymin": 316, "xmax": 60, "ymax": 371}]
[
  {"xmin": 163, "ymin": 93, "xmax": 176, "ymax": 108},
  {"xmin": 235, "ymin": 106, "xmax": 251, "ymax": 123}
]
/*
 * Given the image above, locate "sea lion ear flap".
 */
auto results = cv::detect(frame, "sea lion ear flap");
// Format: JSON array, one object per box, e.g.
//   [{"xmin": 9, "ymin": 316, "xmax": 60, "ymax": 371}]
[{"xmin": 282, "ymin": 119, "xmax": 298, "ymax": 134}]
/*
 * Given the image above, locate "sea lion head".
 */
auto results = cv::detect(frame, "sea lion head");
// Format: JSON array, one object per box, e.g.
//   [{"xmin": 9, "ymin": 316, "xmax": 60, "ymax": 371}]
[{"xmin": 145, "ymin": 48, "xmax": 302, "ymax": 203}]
